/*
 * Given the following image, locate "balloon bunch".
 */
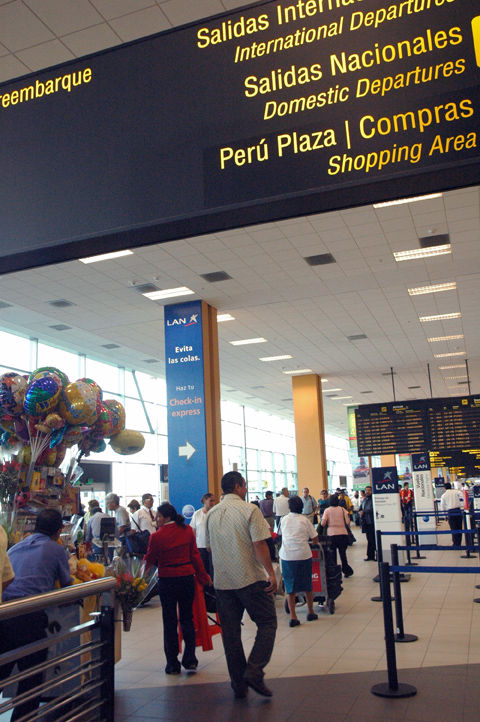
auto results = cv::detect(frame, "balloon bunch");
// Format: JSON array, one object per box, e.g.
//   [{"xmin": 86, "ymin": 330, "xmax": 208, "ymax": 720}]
[{"xmin": 0, "ymin": 367, "xmax": 145, "ymax": 478}]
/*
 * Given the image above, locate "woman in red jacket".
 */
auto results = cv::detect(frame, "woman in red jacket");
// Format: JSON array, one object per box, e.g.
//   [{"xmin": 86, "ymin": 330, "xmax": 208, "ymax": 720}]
[{"xmin": 144, "ymin": 502, "xmax": 211, "ymax": 674}]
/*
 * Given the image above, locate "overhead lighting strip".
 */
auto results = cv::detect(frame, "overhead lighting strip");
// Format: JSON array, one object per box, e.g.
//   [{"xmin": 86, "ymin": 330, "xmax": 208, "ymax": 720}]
[
  {"xmin": 283, "ymin": 369, "xmax": 312, "ymax": 375},
  {"xmin": 419, "ymin": 313, "xmax": 461, "ymax": 322},
  {"xmin": 79, "ymin": 249, "xmax": 133, "ymax": 263},
  {"xmin": 393, "ymin": 244, "xmax": 451, "ymax": 262},
  {"xmin": 259, "ymin": 355, "xmax": 293, "ymax": 362},
  {"xmin": 434, "ymin": 352, "xmax": 466, "ymax": 358},
  {"xmin": 374, "ymin": 193, "xmax": 442, "ymax": 208},
  {"xmin": 230, "ymin": 338, "xmax": 267, "ymax": 346},
  {"xmin": 428, "ymin": 334, "xmax": 464, "ymax": 342},
  {"xmin": 143, "ymin": 286, "xmax": 194, "ymax": 300},
  {"xmin": 408, "ymin": 282, "xmax": 456, "ymax": 295}
]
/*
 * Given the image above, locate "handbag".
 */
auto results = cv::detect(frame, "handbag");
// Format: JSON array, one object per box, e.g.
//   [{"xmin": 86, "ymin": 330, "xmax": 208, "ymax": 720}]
[
  {"xmin": 126, "ymin": 516, "xmax": 150, "ymax": 556},
  {"xmin": 345, "ymin": 518, "xmax": 356, "ymax": 546}
]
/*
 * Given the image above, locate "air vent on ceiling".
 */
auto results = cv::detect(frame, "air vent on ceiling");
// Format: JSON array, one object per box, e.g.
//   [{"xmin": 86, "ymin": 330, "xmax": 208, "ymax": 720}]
[
  {"xmin": 408, "ymin": 385, "xmax": 421, "ymax": 389},
  {"xmin": 252, "ymin": 385, "xmax": 265, "ymax": 389},
  {"xmin": 360, "ymin": 390, "xmax": 373, "ymax": 394},
  {"xmin": 132, "ymin": 283, "xmax": 159, "ymax": 294},
  {"xmin": 347, "ymin": 334, "xmax": 367, "ymax": 341},
  {"xmin": 457, "ymin": 381, "xmax": 469, "ymax": 385},
  {"xmin": 48, "ymin": 299, "xmax": 75, "ymax": 308},
  {"xmin": 49, "ymin": 324, "xmax": 71, "ymax": 331},
  {"xmin": 0, "ymin": 301, "xmax": 12, "ymax": 309},
  {"xmin": 102, "ymin": 343, "xmax": 120, "ymax": 349},
  {"xmin": 382, "ymin": 371, "xmax": 397, "ymax": 376},
  {"xmin": 143, "ymin": 358, "xmax": 160, "ymax": 364},
  {"xmin": 325, "ymin": 394, "xmax": 339, "ymax": 398},
  {"xmin": 419, "ymin": 233, "xmax": 449, "ymax": 248},
  {"xmin": 201, "ymin": 271, "xmax": 232, "ymax": 283},
  {"xmin": 281, "ymin": 398, "xmax": 293, "ymax": 402},
  {"xmin": 304, "ymin": 253, "xmax": 336, "ymax": 266}
]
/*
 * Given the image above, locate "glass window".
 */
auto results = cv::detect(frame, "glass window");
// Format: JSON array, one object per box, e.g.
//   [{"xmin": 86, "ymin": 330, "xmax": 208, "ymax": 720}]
[
  {"xmin": 0, "ymin": 331, "xmax": 32, "ymax": 372},
  {"xmin": 85, "ymin": 358, "xmax": 120, "ymax": 395},
  {"xmin": 37, "ymin": 343, "xmax": 80, "ymax": 382}
]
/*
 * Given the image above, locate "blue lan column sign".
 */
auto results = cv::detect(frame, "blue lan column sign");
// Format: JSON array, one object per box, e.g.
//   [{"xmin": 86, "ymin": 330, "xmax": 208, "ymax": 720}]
[{"xmin": 164, "ymin": 300, "xmax": 208, "ymax": 520}]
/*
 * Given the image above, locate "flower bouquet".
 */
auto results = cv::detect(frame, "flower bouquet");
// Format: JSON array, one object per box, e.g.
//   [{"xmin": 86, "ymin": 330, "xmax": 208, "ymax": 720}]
[{"xmin": 113, "ymin": 558, "xmax": 148, "ymax": 631}]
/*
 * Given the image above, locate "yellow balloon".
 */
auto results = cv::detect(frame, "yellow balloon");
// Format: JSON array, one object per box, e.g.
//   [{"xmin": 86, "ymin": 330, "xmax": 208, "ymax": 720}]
[
  {"xmin": 110, "ymin": 429, "xmax": 145, "ymax": 455},
  {"xmin": 58, "ymin": 381, "xmax": 98, "ymax": 426}
]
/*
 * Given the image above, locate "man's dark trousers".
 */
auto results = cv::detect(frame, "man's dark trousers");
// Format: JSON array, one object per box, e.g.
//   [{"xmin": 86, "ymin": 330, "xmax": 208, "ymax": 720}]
[
  {"xmin": 365, "ymin": 523, "xmax": 376, "ymax": 560},
  {"xmin": 215, "ymin": 581, "xmax": 277, "ymax": 693},
  {"xmin": 448, "ymin": 509, "xmax": 463, "ymax": 546}
]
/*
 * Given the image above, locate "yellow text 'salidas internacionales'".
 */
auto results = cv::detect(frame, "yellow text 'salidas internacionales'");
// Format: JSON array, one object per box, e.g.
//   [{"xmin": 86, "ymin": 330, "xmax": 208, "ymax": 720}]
[{"xmin": 195, "ymin": 0, "xmax": 478, "ymax": 183}]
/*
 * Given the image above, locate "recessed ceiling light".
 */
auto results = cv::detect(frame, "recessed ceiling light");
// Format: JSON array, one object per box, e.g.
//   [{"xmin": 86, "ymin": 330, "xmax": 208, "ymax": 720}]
[
  {"xmin": 283, "ymin": 369, "xmax": 312, "ymax": 375},
  {"xmin": 144, "ymin": 286, "xmax": 194, "ymax": 300},
  {"xmin": 434, "ymin": 351, "xmax": 466, "ymax": 358},
  {"xmin": 230, "ymin": 338, "xmax": 267, "ymax": 346},
  {"xmin": 334, "ymin": 395, "xmax": 353, "ymax": 400},
  {"xmin": 393, "ymin": 245, "xmax": 451, "ymax": 262},
  {"xmin": 259, "ymin": 355, "xmax": 293, "ymax": 362},
  {"xmin": 444, "ymin": 376, "xmax": 468, "ymax": 380},
  {"xmin": 408, "ymin": 282, "xmax": 456, "ymax": 295},
  {"xmin": 217, "ymin": 313, "xmax": 235, "ymax": 322},
  {"xmin": 373, "ymin": 193, "xmax": 442, "ymax": 208},
  {"xmin": 323, "ymin": 388, "xmax": 342, "ymax": 393},
  {"xmin": 420, "ymin": 313, "xmax": 461, "ymax": 322},
  {"xmin": 439, "ymin": 364, "xmax": 465, "ymax": 370},
  {"xmin": 428, "ymin": 334, "xmax": 464, "ymax": 342},
  {"xmin": 321, "ymin": 378, "xmax": 329, "ymax": 383},
  {"xmin": 79, "ymin": 250, "xmax": 133, "ymax": 263}
]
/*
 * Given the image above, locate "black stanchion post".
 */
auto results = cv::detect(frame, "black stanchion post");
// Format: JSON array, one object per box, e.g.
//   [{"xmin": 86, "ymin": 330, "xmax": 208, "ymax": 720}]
[
  {"xmin": 371, "ymin": 562, "xmax": 417, "ymax": 699},
  {"xmin": 391, "ymin": 544, "xmax": 418, "ymax": 644},
  {"xmin": 413, "ymin": 514, "xmax": 426, "ymax": 560},
  {"xmin": 461, "ymin": 510, "xmax": 472, "ymax": 559},
  {"xmin": 404, "ymin": 515, "xmax": 415, "ymax": 566},
  {"xmin": 372, "ymin": 530, "xmax": 394, "ymax": 602}
]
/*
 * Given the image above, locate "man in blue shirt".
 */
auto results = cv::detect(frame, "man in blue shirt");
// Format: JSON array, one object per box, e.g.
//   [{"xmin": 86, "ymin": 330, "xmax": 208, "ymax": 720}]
[{"xmin": 0, "ymin": 509, "xmax": 71, "ymax": 720}]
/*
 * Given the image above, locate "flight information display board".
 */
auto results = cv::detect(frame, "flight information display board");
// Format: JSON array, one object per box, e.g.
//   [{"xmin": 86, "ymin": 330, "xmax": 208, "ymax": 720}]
[
  {"xmin": 0, "ymin": 0, "xmax": 479, "ymax": 273},
  {"xmin": 429, "ymin": 448, "xmax": 480, "ymax": 476},
  {"xmin": 355, "ymin": 395, "xmax": 480, "ymax": 456}
]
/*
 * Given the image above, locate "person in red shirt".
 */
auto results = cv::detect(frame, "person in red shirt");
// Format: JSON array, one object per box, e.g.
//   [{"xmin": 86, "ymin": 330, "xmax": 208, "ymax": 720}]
[
  {"xmin": 399, "ymin": 482, "xmax": 414, "ymax": 524},
  {"xmin": 144, "ymin": 502, "xmax": 211, "ymax": 675}
]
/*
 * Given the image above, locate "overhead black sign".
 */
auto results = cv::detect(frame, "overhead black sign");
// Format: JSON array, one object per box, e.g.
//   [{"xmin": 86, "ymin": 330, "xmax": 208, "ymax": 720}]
[
  {"xmin": 356, "ymin": 395, "xmax": 480, "ymax": 456},
  {"xmin": 429, "ymin": 448, "xmax": 480, "ymax": 475},
  {"xmin": 1, "ymin": 0, "xmax": 480, "ymax": 273}
]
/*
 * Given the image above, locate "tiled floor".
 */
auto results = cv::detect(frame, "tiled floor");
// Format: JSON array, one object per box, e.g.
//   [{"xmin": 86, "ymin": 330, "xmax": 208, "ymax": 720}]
[{"xmin": 115, "ymin": 524, "xmax": 480, "ymax": 721}]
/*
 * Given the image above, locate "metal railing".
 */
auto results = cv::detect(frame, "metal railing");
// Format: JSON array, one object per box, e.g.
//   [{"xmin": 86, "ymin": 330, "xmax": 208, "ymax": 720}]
[{"xmin": 0, "ymin": 577, "xmax": 116, "ymax": 722}]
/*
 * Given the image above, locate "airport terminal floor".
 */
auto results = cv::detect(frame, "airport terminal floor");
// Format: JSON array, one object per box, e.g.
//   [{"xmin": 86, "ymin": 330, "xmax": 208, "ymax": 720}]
[{"xmin": 114, "ymin": 528, "xmax": 480, "ymax": 722}]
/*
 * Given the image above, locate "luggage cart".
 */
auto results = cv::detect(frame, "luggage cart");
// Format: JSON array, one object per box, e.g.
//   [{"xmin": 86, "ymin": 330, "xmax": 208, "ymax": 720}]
[{"xmin": 283, "ymin": 542, "xmax": 342, "ymax": 615}]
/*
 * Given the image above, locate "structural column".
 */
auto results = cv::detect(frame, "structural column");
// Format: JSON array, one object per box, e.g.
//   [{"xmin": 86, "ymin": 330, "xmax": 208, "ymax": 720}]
[{"xmin": 292, "ymin": 374, "xmax": 328, "ymax": 497}]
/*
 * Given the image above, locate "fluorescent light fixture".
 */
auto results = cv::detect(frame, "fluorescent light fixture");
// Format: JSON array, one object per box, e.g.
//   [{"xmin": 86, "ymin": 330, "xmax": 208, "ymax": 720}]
[
  {"xmin": 230, "ymin": 338, "xmax": 267, "ymax": 346},
  {"xmin": 434, "ymin": 351, "xmax": 466, "ymax": 358},
  {"xmin": 217, "ymin": 313, "xmax": 235, "ymax": 322},
  {"xmin": 374, "ymin": 193, "xmax": 442, "ymax": 209},
  {"xmin": 143, "ymin": 286, "xmax": 194, "ymax": 300},
  {"xmin": 428, "ymin": 334, "xmax": 464, "ymax": 342},
  {"xmin": 259, "ymin": 355, "xmax": 293, "ymax": 362},
  {"xmin": 444, "ymin": 376, "xmax": 468, "ymax": 380},
  {"xmin": 321, "ymin": 378, "xmax": 329, "ymax": 383},
  {"xmin": 393, "ymin": 245, "xmax": 451, "ymax": 262},
  {"xmin": 79, "ymin": 249, "xmax": 133, "ymax": 264},
  {"xmin": 439, "ymin": 364, "xmax": 465, "ymax": 370},
  {"xmin": 408, "ymin": 281, "xmax": 456, "ymax": 296},
  {"xmin": 335, "ymin": 396, "xmax": 353, "ymax": 400},
  {"xmin": 419, "ymin": 312, "xmax": 461, "ymax": 322},
  {"xmin": 283, "ymin": 369, "xmax": 312, "ymax": 375},
  {"xmin": 323, "ymin": 388, "xmax": 343, "ymax": 393}
]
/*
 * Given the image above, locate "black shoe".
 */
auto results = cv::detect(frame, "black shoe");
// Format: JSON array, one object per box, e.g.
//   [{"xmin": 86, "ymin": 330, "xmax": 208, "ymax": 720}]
[
  {"xmin": 233, "ymin": 684, "xmax": 248, "ymax": 699},
  {"xmin": 245, "ymin": 678, "xmax": 273, "ymax": 697},
  {"xmin": 182, "ymin": 660, "xmax": 198, "ymax": 671},
  {"xmin": 306, "ymin": 613, "xmax": 318, "ymax": 621},
  {"xmin": 289, "ymin": 618, "xmax": 301, "ymax": 627},
  {"xmin": 364, "ymin": 557, "xmax": 375, "ymax": 562},
  {"xmin": 344, "ymin": 571, "xmax": 354, "ymax": 577},
  {"xmin": 165, "ymin": 663, "xmax": 181, "ymax": 675}
]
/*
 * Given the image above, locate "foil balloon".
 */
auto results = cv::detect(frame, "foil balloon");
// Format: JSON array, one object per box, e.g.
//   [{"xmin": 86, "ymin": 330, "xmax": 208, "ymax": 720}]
[
  {"xmin": 103, "ymin": 399, "xmax": 126, "ymax": 437},
  {"xmin": 94, "ymin": 403, "xmax": 114, "ymax": 437},
  {"xmin": 77, "ymin": 378, "xmax": 102, "ymax": 403},
  {"xmin": 0, "ymin": 372, "xmax": 28, "ymax": 415},
  {"xmin": 63, "ymin": 426, "xmax": 84, "ymax": 448},
  {"xmin": 29, "ymin": 367, "xmax": 69, "ymax": 392},
  {"xmin": 37, "ymin": 446, "xmax": 57, "ymax": 466},
  {"xmin": 49, "ymin": 425, "xmax": 67, "ymax": 448},
  {"xmin": 0, "ymin": 415, "xmax": 15, "ymax": 434},
  {"xmin": 24, "ymin": 375, "xmax": 61, "ymax": 417},
  {"xmin": 110, "ymin": 429, "xmax": 145, "ymax": 455},
  {"xmin": 13, "ymin": 418, "xmax": 29, "ymax": 442},
  {"xmin": 57, "ymin": 381, "xmax": 99, "ymax": 426},
  {"xmin": 55, "ymin": 443, "xmax": 66, "ymax": 466},
  {"xmin": 44, "ymin": 413, "xmax": 65, "ymax": 430}
]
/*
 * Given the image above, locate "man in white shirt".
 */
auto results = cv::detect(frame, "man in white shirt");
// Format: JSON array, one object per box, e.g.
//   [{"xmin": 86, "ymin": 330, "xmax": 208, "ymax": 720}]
[
  {"xmin": 273, "ymin": 487, "xmax": 290, "ymax": 534},
  {"xmin": 440, "ymin": 482, "xmax": 463, "ymax": 546},
  {"xmin": 190, "ymin": 492, "xmax": 215, "ymax": 577},
  {"xmin": 105, "ymin": 493, "xmax": 130, "ymax": 540},
  {"xmin": 132, "ymin": 493, "xmax": 157, "ymax": 534}
]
